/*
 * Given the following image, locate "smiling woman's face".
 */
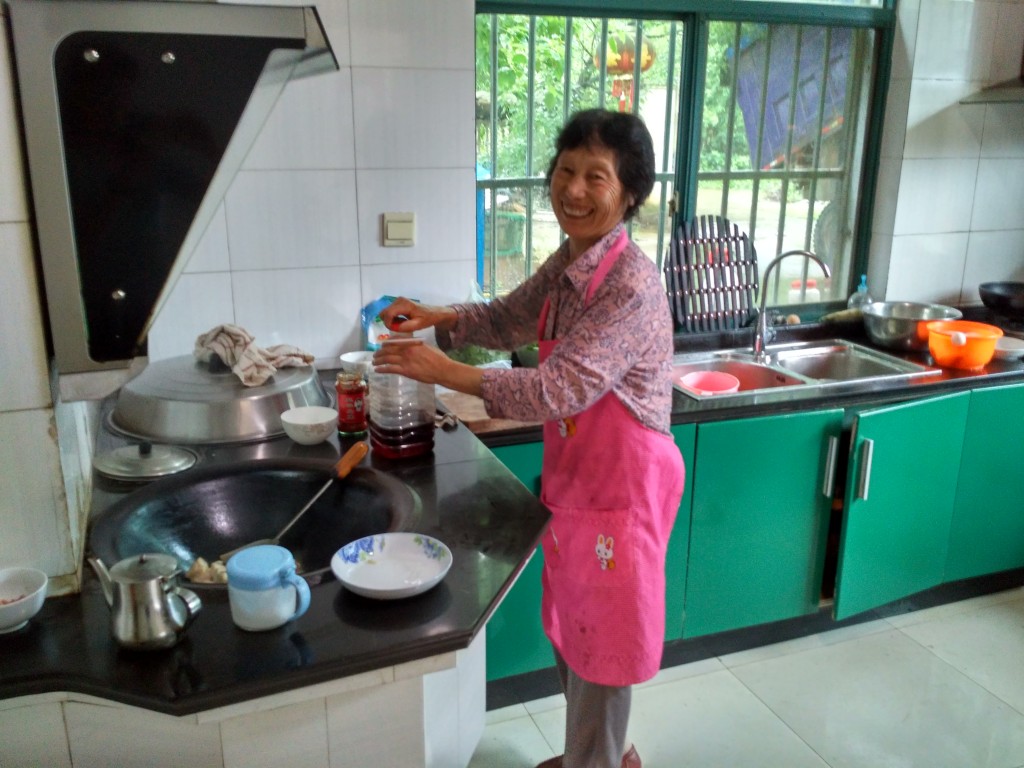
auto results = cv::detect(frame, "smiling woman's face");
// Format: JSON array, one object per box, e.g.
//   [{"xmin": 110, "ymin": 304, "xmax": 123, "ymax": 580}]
[{"xmin": 549, "ymin": 142, "xmax": 631, "ymax": 259}]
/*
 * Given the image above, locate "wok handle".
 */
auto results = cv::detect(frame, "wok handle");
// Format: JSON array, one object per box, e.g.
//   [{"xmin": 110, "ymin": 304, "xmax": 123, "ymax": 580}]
[{"xmin": 336, "ymin": 441, "xmax": 369, "ymax": 479}]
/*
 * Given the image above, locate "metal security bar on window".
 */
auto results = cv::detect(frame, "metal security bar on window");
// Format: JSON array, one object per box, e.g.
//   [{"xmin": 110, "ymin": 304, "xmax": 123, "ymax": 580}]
[
  {"xmin": 697, "ymin": 21, "xmax": 870, "ymax": 308},
  {"xmin": 475, "ymin": 14, "xmax": 684, "ymax": 299}
]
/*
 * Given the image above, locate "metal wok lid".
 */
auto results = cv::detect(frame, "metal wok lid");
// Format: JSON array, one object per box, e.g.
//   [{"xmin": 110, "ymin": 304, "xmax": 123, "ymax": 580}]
[{"xmin": 109, "ymin": 355, "xmax": 332, "ymax": 445}]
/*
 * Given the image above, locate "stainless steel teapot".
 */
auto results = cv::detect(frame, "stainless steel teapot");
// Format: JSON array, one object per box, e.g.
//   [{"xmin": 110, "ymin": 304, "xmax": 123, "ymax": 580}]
[{"xmin": 88, "ymin": 554, "xmax": 201, "ymax": 650}]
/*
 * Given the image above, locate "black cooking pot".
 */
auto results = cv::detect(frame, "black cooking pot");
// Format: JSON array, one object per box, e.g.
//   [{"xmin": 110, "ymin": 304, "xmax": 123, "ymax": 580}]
[
  {"xmin": 89, "ymin": 458, "xmax": 419, "ymax": 588},
  {"xmin": 979, "ymin": 282, "xmax": 1024, "ymax": 320}
]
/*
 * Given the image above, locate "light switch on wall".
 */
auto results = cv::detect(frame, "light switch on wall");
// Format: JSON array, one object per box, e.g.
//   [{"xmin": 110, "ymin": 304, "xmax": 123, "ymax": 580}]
[{"xmin": 382, "ymin": 212, "xmax": 415, "ymax": 247}]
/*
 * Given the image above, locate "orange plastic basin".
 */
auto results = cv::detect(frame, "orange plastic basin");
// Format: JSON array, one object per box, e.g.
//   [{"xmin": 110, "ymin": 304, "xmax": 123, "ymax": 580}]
[{"xmin": 926, "ymin": 320, "xmax": 1002, "ymax": 370}]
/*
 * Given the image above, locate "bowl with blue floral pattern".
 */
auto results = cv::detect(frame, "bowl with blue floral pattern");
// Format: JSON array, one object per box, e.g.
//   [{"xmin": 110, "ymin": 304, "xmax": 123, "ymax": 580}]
[{"xmin": 331, "ymin": 533, "xmax": 452, "ymax": 599}]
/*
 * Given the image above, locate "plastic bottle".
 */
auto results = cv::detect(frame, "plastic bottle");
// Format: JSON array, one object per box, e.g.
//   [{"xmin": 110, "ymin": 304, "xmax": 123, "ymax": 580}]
[
  {"xmin": 788, "ymin": 280, "xmax": 803, "ymax": 303},
  {"xmin": 367, "ymin": 368, "xmax": 435, "ymax": 459},
  {"xmin": 805, "ymin": 278, "xmax": 820, "ymax": 302},
  {"xmin": 847, "ymin": 274, "xmax": 872, "ymax": 309}
]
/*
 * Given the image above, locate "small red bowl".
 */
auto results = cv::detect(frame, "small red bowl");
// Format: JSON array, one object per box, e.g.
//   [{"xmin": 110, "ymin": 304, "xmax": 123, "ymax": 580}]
[{"xmin": 680, "ymin": 370, "xmax": 741, "ymax": 396}]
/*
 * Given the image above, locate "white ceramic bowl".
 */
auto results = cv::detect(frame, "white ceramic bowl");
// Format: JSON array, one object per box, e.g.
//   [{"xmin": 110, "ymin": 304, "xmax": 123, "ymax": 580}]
[
  {"xmin": 331, "ymin": 533, "xmax": 452, "ymax": 600},
  {"xmin": 0, "ymin": 567, "xmax": 48, "ymax": 633},
  {"xmin": 339, "ymin": 351, "xmax": 374, "ymax": 378},
  {"xmin": 993, "ymin": 336, "xmax": 1024, "ymax": 361},
  {"xmin": 281, "ymin": 406, "xmax": 338, "ymax": 445}
]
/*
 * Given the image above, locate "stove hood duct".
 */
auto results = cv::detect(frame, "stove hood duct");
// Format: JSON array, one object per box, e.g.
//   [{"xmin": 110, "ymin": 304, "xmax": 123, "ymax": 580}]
[{"xmin": 5, "ymin": 0, "xmax": 337, "ymax": 398}]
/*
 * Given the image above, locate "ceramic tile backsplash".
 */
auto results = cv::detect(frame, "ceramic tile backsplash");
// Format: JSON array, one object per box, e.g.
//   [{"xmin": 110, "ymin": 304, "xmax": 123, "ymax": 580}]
[
  {"xmin": 184, "ymin": 204, "xmax": 231, "ymax": 274},
  {"xmin": 348, "ymin": 0, "xmax": 473, "ymax": 70},
  {"xmin": 361, "ymin": 260, "xmax": 475, "ymax": 311},
  {"xmin": 891, "ymin": 0, "xmax": 921, "ymax": 83},
  {"xmin": 886, "ymin": 232, "xmax": 970, "ymax": 304},
  {"xmin": 221, "ymin": 699, "xmax": 329, "ymax": 768},
  {"xmin": 351, "ymin": 68, "xmax": 475, "ymax": 170},
  {"xmin": 242, "ymin": 67, "xmax": 356, "ymax": 171},
  {"xmin": 880, "ymin": 77, "xmax": 913, "ymax": 160},
  {"xmin": 357, "ymin": 168, "xmax": 475, "ymax": 265},
  {"xmin": 224, "ymin": 169, "xmax": 360, "ymax": 270},
  {"xmin": 0, "ymin": 409, "xmax": 72, "ymax": 575},
  {"xmin": 979, "ymin": 104, "xmax": 1024, "ymax": 159},
  {"xmin": 893, "ymin": 158, "xmax": 979, "ymax": 236},
  {"xmin": 232, "ymin": 266, "xmax": 364, "ymax": 358},
  {"xmin": 0, "ymin": 223, "xmax": 51, "ymax": 411},
  {"xmin": 903, "ymin": 79, "xmax": 984, "ymax": 159},
  {"xmin": 913, "ymin": 0, "xmax": 998, "ymax": 81},
  {"xmin": 147, "ymin": 272, "xmax": 234, "ymax": 361},
  {"xmin": 971, "ymin": 158, "xmax": 1024, "ymax": 232},
  {"xmin": 0, "ymin": 15, "xmax": 27, "ymax": 225},
  {"xmin": 991, "ymin": 2, "xmax": 1024, "ymax": 83},
  {"xmin": 963, "ymin": 229, "xmax": 1024, "ymax": 302}
]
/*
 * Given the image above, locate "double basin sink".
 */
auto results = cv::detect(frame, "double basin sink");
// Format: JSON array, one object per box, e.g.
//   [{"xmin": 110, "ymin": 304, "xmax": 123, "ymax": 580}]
[{"xmin": 673, "ymin": 338, "xmax": 941, "ymax": 403}]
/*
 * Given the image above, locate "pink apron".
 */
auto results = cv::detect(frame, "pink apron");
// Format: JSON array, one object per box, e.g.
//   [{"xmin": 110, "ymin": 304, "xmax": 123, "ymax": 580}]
[{"xmin": 537, "ymin": 230, "xmax": 685, "ymax": 686}]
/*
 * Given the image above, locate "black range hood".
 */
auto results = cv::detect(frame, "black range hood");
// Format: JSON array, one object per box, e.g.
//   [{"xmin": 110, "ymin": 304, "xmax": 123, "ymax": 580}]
[{"xmin": 5, "ymin": 0, "xmax": 337, "ymax": 398}]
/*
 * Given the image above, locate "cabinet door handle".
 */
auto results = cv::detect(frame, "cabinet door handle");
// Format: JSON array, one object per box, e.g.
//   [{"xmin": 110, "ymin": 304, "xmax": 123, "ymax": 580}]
[
  {"xmin": 855, "ymin": 438, "xmax": 874, "ymax": 501},
  {"xmin": 822, "ymin": 435, "xmax": 839, "ymax": 498}
]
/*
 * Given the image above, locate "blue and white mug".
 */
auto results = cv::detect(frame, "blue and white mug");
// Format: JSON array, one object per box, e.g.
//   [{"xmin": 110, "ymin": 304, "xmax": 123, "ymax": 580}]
[{"xmin": 226, "ymin": 545, "xmax": 310, "ymax": 632}]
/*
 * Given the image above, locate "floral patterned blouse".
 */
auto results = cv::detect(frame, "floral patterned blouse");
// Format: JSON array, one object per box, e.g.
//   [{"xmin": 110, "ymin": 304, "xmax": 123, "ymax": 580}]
[{"xmin": 445, "ymin": 224, "xmax": 675, "ymax": 434}]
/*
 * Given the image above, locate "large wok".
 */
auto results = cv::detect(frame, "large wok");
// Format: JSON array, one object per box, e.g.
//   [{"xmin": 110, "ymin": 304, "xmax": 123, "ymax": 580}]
[
  {"xmin": 89, "ymin": 458, "xmax": 419, "ymax": 588},
  {"xmin": 979, "ymin": 282, "xmax": 1024, "ymax": 320}
]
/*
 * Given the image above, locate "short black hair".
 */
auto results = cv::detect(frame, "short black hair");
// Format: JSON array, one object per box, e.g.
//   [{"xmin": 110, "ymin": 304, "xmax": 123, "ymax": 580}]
[{"xmin": 545, "ymin": 109, "xmax": 656, "ymax": 222}]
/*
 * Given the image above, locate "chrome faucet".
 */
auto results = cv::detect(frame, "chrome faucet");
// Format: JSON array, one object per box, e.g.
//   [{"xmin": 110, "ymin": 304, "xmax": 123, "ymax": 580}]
[{"xmin": 753, "ymin": 249, "xmax": 832, "ymax": 363}]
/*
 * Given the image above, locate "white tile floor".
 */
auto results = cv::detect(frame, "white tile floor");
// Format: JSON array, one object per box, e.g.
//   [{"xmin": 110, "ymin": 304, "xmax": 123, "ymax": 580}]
[{"xmin": 470, "ymin": 587, "xmax": 1024, "ymax": 768}]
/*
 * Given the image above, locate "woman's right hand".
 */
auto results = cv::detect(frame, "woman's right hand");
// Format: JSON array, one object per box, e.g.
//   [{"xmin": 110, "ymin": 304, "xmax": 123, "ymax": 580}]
[{"xmin": 380, "ymin": 298, "xmax": 457, "ymax": 334}]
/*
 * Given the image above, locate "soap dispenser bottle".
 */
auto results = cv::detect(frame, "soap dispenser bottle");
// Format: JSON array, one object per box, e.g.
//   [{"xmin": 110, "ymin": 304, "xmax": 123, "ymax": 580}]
[{"xmin": 847, "ymin": 274, "xmax": 872, "ymax": 309}]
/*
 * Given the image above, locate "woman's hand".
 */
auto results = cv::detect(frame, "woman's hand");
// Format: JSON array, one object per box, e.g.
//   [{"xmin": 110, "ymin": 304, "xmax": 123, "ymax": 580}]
[
  {"xmin": 380, "ymin": 298, "xmax": 457, "ymax": 334},
  {"xmin": 372, "ymin": 341, "xmax": 485, "ymax": 398}
]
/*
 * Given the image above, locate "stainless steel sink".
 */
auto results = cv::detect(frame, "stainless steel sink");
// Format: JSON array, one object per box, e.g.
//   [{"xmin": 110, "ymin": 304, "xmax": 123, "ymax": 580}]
[{"xmin": 673, "ymin": 339, "xmax": 940, "ymax": 402}]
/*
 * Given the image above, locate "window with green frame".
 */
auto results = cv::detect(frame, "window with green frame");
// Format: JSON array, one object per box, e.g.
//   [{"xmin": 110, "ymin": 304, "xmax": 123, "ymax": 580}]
[{"xmin": 475, "ymin": 1, "xmax": 895, "ymax": 322}]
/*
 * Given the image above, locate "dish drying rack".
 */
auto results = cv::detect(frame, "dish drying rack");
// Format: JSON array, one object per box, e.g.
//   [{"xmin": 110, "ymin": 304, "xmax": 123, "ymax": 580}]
[{"xmin": 664, "ymin": 216, "xmax": 759, "ymax": 333}]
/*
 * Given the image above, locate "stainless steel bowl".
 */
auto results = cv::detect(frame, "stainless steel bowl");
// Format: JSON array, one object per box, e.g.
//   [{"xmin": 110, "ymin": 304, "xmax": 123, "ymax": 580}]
[{"xmin": 862, "ymin": 301, "xmax": 962, "ymax": 351}]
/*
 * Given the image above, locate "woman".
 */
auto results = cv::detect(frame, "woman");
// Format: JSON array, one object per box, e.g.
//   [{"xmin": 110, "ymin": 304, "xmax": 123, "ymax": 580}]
[{"xmin": 374, "ymin": 109, "xmax": 684, "ymax": 768}]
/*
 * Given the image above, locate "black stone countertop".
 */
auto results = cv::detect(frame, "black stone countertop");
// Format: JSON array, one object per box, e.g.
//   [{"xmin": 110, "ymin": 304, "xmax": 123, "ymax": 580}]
[{"xmin": 0, "ymin": 418, "xmax": 551, "ymax": 716}]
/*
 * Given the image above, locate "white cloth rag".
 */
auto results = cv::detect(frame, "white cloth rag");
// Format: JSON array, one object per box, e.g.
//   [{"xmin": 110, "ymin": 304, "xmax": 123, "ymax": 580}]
[{"xmin": 194, "ymin": 324, "xmax": 314, "ymax": 387}]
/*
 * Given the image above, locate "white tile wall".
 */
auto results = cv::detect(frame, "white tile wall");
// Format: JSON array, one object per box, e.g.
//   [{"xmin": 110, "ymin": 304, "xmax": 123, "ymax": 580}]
[
  {"xmin": 886, "ymin": 232, "xmax": 971, "ymax": 304},
  {"xmin": 892, "ymin": 158, "xmax": 979, "ymax": 236},
  {"xmin": 876, "ymin": 0, "xmax": 1024, "ymax": 301},
  {"xmin": 0, "ymin": 409, "xmax": 77, "ymax": 576},
  {"xmin": 357, "ymin": 169, "xmax": 476, "ymax": 265},
  {"xmin": 0, "ymin": 701, "xmax": 72, "ymax": 768},
  {"xmin": 232, "ymin": 265, "xmax": 364, "ymax": 357},
  {"xmin": 971, "ymin": 158, "xmax": 1024, "ymax": 231},
  {"xmin": 347, "ymin": 0, "xmax": 474, "ymax": 70},
  {"xmin": 903, "ymin": 79, "xmax": 985, "ymax": 159},
  {"xmin": 0, "ymin": 14, "xmax": 27, "ymax": 224},
  {"xmin": 351, "ymin": 68, "xmax": 475, "ymax": 170},
  {"xmin": 64, "ymin": 701, "xmax": 223, "ymax": 768},
  {"xmin": 221, "ymin": 699, "xmax": 329, "ymax": 768},
  {"xmin": 224, "ymin": 170, "xmax": 361, "ymax": 270},
  {"xmin": 0, "ymin": 222, "xmax": 51, "ymax": 411},
  {"xmin": 913, "ymin": 0, "xmax": 998, "ymax": 82}
]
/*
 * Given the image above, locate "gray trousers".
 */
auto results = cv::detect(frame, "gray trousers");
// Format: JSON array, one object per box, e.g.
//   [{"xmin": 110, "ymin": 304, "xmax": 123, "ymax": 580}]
[{"xmin": 553, "ymin": 648, "xmax": 632, "ymax": 768}]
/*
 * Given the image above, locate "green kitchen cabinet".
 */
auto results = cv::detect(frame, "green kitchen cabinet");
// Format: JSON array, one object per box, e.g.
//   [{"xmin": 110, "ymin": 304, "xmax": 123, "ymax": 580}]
[
  {"xmin": 683, "ymin": 408, "xmax": 843, "ymax": 638},
  {"xmin": 945, "ymin": 383, "xmax": 1024, "ymax": 581},
  {"xmin": 666, "ymin": 423, "xmax": 697, "ymax": 641},
  {"xmin": 486, "ymin": 441, "xmax": 553, "ymax": 681},
  {"xmin": 833, "ymin": 391, "xmax": 970, "ymax": 620},
  {"xmin": 486, "ymin": 424, "xmax": 696, "ymax": 679}
]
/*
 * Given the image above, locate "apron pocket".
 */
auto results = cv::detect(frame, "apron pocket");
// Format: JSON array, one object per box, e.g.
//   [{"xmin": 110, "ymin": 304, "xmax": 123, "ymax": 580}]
[{"xmin": 542, "ymin": 505, "xmax": 637, "ymax": 582}]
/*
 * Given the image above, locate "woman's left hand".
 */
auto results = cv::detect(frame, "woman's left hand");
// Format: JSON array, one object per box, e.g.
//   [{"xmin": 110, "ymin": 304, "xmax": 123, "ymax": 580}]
[
  {"xmin": 373, "ymin": 341, "xmax": 487, "ymax": 398},
  {"xmin": 372, "ymin": 341, "xmax": 451, "ymax": 385}
]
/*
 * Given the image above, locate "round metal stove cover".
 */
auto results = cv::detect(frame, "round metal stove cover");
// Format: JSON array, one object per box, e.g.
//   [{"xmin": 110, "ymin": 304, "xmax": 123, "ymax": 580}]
[
  {"xmin": 93, "ymin": 443, "xmax": 198, "ymax": 481},
  {"xmin": 110, "ymin": 355, "xmax": 331, "ymax": 444}
]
